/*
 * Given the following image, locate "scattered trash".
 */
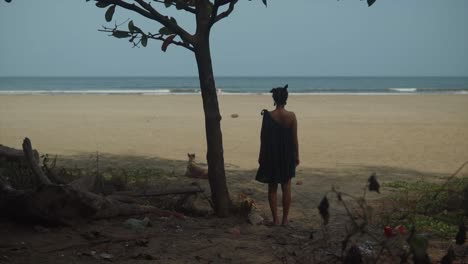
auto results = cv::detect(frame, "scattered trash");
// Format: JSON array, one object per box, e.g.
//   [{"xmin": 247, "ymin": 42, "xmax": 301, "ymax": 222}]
[
  {"xmin": 227, "ymin": 227, "xmax": 241, "ymax": 237},
  {"xmin": 358, "ymin": 240, "xmax": 375, "ymax": 256},
  {"xmin": 231, "ymin": 114, "xmax": 239, "ymax": 118},
  {"xmin": 384, "ymin": 226, "xmax": 395, "ymax": 238},
  {"xmin": 98, "ymin": 253, "xmax": 114, "ymax": 261},
  {"xmin": 395, "ymin": 225, "xmax": 405, "ymax": 235},
  {"xmin": 175, "ymin": 225, "xmax": 184, "ymax": 233},
  {"xmin": 247, "ymin": 211, "xmax": 264, "ymax": 225},
  {"xmin": 296, "ymin": 180, "xmax": 303, "ymax": 186},
  {"xmin": 124, "ymin": 217, "xmax": 151, "ymax": 231}
]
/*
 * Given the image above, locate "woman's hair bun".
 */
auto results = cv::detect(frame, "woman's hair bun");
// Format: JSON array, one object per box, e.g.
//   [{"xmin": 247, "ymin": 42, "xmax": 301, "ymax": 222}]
[{"xmin": 270, "ymin": 85, "xmax": 289, "ymax": 106}]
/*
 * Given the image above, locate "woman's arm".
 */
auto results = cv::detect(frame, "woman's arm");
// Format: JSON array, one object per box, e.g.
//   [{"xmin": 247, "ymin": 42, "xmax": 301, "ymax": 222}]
[
  {"xmin": 292, "ymin": 112, "xmax": 299, "ymax": 166},
  {"xmin": 258, "ymin": 111, "xmax": 266, "ymax": 164}
]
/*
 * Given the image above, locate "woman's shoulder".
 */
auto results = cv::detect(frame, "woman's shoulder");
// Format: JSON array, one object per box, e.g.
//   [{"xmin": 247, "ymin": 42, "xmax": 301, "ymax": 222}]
[{"xmin": 281, "ymin": 109, "xmax": 296, "ymax": 119}]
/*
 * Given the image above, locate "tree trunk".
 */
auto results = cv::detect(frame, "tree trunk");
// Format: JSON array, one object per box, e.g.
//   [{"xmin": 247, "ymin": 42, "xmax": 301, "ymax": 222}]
[{"xmin": 194, "ymin": 35, "xmax": 231, "ymax": 217}]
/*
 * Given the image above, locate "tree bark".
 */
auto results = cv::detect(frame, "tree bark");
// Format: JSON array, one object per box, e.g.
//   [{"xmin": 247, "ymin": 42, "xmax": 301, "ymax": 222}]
[
  {"xmin": 22, "ymin": 138, "xmax": 51, "ymax": 186},
  {"xmin": 194, "ymin": 12, "xmax": 231, "ymax": 216},
  {"xmin": 0, "ymin": 143, "xmax": 39, "ymax": 165}
]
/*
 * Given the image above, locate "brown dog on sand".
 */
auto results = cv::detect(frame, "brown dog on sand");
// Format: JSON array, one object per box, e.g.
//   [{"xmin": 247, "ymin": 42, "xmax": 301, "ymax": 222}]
[{"xmin": 185, "ymin": 153, "xmax": 208, "ymax": 179}]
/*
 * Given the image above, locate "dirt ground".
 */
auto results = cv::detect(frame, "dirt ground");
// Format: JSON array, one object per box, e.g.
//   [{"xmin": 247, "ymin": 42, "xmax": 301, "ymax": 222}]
[{"xmin": 0, "ymin": 154, "xmax": 465, "ymax": 264}]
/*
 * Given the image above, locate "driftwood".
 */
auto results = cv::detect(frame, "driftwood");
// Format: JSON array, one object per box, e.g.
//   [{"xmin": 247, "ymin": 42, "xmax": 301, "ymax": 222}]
[
  {"xmin": 22, "ymin": 138, "xmax": 51, "ymax": 185},
  {"xmin": 0, "ymin": 138, "xmax": 185, "ymax": 226},
  {"xmin": 0, "ymin": 143, "xmax": 40, "ymax": 164}
]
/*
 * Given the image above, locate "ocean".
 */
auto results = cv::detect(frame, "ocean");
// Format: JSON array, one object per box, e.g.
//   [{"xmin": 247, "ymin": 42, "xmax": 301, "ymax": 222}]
[{"xmin": 0, "ymin": 76, "xmax": 467, "ymax": 95}]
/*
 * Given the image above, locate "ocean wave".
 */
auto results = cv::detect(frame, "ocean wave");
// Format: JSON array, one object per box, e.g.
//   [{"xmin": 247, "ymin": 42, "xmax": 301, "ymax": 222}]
[
  {"xmin": 388, "ymin": 88, "xmax": 418, "ymax": 93},
  {"xmin": 1, "ymin": 88, "xmax": 468, "ymax": 96},
  {"xmin": 454, "ymin": 90, "xmax": 468, "ymax": 94},
  {"xmin": 0, "ymin": 89, "xmax": 173, "ymax": 95}
]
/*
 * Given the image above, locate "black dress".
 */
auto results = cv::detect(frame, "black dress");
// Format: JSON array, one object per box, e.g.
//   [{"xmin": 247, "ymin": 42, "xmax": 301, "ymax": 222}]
[{"xmin": 256, "ymin": 109, "xmax": 296, "ymax": 184}]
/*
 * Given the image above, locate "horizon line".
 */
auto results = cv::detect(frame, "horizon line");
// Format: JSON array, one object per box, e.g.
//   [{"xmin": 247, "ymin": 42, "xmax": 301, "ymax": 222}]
[{"xmin": 1, "ymin": 75, "xmax": 468, "ymax": 78}]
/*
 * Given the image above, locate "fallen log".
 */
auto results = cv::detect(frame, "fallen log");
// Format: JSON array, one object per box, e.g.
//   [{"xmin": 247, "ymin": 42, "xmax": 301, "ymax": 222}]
[
  {"xmin": 0, "ymin": 143, "xmax": 39, "ymax": 164},
  {"xmin": 0, "ymin": 138, "xmax": 185, "ymax": 226}
]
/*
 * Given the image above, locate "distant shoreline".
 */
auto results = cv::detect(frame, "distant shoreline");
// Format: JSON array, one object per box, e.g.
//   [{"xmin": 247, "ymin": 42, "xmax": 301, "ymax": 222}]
[
  {"xmin": 1, "ymin": 76, "xmax": 467, "ymax": 95},
  {"xmin": 1, "ymin": 90, "xmax": 467, "ymax": 96}
]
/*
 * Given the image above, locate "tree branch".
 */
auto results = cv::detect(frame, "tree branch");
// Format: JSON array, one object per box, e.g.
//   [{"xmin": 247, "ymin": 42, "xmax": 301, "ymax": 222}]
[
  {"xmin": 134, "ymin": 0, "xmax": 194, "ymax": 43},
  {"xmin": 211, "ymin": 0, "xmax": 237, "ymax": 25},
  {"xmin": 152, "ymin": 0, "xmax": 197, "ymax": 14},
  {"xmin": 99, "ymin": 26, "xmax": 194, "ymax": 51},
  {"xmin": 97, "ymin": 0, "xmax": 194, "ymax": 44}
]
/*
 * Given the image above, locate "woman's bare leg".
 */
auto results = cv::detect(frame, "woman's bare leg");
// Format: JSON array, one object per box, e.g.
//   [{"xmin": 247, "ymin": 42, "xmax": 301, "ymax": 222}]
[
  {"xmin": 281, "ymin": 180, "xmax": 291, "ymax": 226},
  {"xmin": 268, "ymin": 183, "xmax": 279, "ymax": 225}
]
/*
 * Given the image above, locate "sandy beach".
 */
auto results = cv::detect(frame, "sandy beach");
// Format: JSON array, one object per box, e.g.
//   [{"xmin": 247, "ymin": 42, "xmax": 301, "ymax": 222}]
[
  {"xmin": 1, "ymin": 94, "xmax": 468, "ymax": 263},
  {"xmin": 1, "ymin": 94, "xmax": 467, "ymax": 175}
]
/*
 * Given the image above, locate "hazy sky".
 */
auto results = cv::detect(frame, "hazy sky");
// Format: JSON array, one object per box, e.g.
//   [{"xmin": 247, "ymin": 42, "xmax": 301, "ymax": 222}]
[{"xmin": 1, "ymin": 0, "xmax": 467, "ymax": 77}]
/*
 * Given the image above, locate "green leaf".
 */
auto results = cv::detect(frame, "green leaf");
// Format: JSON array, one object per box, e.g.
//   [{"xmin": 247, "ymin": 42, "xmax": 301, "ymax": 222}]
[
  {"xmin": 159, "ymin": 27, "xmax": 173, "ymax": 35},
  {"xmin": 367, "ymin": 0, "xmax": 376, "ymax": 7},
  {"xmin": 128, "ymin": 21, "xmax": 144, "ymax": 35},
  {"xmin": 128, "ymin": 20, "xmax": 135, "ymax": 32},
  {"xmin": 170, "ymin": 17, "xmax": 177, "ymax": 25},
  {"xmin": 105, "ymin": 5, "xmax": 116, "ymax": 22},
  {"xmin": 164, "ymin": 0, "xmax": 172, "ymax": 8},
  {"xmin": 95, "ymin": 1, "xmax": 111, "ymax": 8},
  {"xmin": 112, "ymin": 30, "xmax": 131, "ymax": 38},
  {"xmin": 141, "ymin": 35, "xmax": 148, "ymax": 47}
]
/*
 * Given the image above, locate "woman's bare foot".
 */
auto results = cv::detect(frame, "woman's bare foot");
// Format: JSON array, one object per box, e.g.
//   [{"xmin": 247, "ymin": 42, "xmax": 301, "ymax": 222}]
[{"xmin": 281, "ymin": 219, "xmax": 289, "ymax": 226}]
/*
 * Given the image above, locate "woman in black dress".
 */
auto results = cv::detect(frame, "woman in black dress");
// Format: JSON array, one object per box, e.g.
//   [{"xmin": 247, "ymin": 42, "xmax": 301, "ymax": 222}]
[{"xmin": 256, "ymin": 85, "xmax": 299, "ymax": 226}]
